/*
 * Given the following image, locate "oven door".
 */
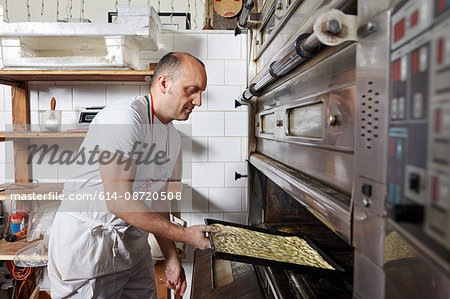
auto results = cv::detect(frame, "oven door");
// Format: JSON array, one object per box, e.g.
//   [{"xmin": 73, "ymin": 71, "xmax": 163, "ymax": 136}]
[{"xmin": 191, "ymin": 249, "xmax": 264, "ymax": 298}]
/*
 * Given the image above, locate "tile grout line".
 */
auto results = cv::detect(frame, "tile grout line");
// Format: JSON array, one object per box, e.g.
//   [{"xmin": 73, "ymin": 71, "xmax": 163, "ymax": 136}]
[
  {"xmin": 1, "ymin": 86, "xmax": 4, "ymax": 112},
  {"xmin": 207, "ymin": 187, "xmax": 211, "ymax": 212},
  {"xmin": 71, "ymin": 84, "xmax": 74, "ymax": 111},
  {"xmin": 207, "ymin": 136, "xmax": 210, "ymax": 162},
  {"xmin": 223, "ymin": 60, "xmax": 226, "ymax": 85},
  {"xmin": 206, "ymin": 32, "xmax": 209, "ymax": 60}
]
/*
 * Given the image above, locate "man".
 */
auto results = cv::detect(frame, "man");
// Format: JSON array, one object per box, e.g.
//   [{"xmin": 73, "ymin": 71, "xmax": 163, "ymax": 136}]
[{"xmin": 48, "ymin": 52, "xmax": 218, "ymax": 298}]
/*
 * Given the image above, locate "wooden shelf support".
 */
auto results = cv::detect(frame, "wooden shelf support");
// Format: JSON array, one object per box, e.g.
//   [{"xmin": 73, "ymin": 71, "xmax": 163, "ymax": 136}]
[{"xmin": 11, "ymin": 84, "xmax": 32, "ymax": 183}]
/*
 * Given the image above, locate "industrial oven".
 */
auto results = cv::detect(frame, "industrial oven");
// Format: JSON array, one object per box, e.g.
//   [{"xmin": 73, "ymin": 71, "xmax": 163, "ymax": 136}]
[{"xmin": 192, "ymin": 0, "xmax": 450, "ymax": 298}]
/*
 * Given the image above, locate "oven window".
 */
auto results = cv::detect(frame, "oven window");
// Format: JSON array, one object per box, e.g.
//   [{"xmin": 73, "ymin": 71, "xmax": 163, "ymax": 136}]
[
  {"xmin": 287, "ymin": 102, "xmax": 324, "ymax": 138},
  {"xmin": 261, "ymin": 113, "xmax": 276, "ymax": 134}
]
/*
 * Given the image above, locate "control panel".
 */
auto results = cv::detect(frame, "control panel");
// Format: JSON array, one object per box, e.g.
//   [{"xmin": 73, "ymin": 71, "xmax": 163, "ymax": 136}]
[
  {"xmin": 388, "ymin": 0, "xmax": 450, "ymax": 251},
  {"xmin": 425, "ymin": 14, "xmax": 450, "ymax": 250}
]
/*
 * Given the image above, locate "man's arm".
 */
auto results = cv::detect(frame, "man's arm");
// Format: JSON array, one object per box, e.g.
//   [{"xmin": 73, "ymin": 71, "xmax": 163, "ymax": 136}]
[
  {"xmin": 152, "ymin": 184, "xmax": 185, "ymax": 294},
  {"xmin": 152, "ymin": 156, "xmax": 182, "ymax": 261},
  {"xmin": 151, "ymin": 156, "xmax": 187, "ymax": 295},
  {"xmin": 155, "ymin": 231, "xmax": 186, "ymax": 295},
  {"xmin": 98, "ymin": 150, "xmax": 217, "ymax": 249}
]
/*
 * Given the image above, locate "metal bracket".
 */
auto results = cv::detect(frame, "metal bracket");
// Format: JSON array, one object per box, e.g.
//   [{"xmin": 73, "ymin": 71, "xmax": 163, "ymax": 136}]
[{"xmin": 313, "ymin": 9, "xmax": 358, "ymax": 46}]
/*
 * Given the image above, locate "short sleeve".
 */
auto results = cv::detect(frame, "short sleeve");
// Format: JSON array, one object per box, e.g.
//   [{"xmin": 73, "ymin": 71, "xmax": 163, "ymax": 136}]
[{"xmin": 88, "ymin": 105, "xmax": 144, "ymax": 159}]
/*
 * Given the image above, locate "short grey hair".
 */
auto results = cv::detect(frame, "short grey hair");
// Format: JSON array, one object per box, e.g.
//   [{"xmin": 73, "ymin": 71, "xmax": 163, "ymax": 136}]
[{"xmin": 150, "ymin": 52, "xmax": 205, "ymax": 87}]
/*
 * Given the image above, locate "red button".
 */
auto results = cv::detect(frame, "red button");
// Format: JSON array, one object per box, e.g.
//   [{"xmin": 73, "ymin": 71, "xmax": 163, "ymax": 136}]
[
  {"xmin": 435, "ymin": 108, "xmax": 442, "ymax": 133},
  {"xmin": 393, "ymin": 60, "xmax": 401, "ymax": 81},
  {"xmin": 437, "ymin": 0, "xmax": 446, "ymax": 12},
  {"xmin": 410, "ymin": 10, "xmax": 419, "ymax": 27},
  {"xmin": 412, "ymin": 50, "xmax": 419, "ymax": 74},
  {"xmin": 437, "ymin": 38, "xmax": 444, "ymax": 64},
  {"xmin": 394, "ymin": 19, "xmax": 405, "ymax": 42},
  {"xmin": 431, "ymin": 176, "xmax": 439, "ymax": 202},
  {"xmin": 390, "ymin": 138, "xmax": 396, "ymax": 157}
]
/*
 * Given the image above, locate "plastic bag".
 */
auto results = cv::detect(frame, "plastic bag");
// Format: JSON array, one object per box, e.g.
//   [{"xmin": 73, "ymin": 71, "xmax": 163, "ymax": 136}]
[
  {"xmin": 27, "ymin": 202, "xmax": 60, "ymax": 242},
  {"xmin": 13, "ymin": 238, "xmax": 49, "ymax": 267},
  {"xmin": 13, "ymin": 202, "xmax": 60, "ymax": 267}
]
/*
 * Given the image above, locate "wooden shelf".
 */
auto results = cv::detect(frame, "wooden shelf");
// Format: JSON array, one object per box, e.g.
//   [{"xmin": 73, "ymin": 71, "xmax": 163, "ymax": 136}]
[
  {"xmin": 0, "ymin": 70, "xmax": 153, "ymax": 87},
  {"xmin": 0, "ymin": 238, "xmax": 46, "ymax": 261},
  {"xmin": 0, "ymin": 131, "xmax": 87, "ymax": 140},
  {"xmin": 0, "ymin": 183, "xmax": 63, "ymax": 201}
]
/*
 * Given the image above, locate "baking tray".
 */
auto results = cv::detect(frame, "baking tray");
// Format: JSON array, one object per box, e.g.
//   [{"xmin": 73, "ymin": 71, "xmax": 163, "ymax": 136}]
[{"xmin": 205, "ymin": 219, "xmax": 345, "ymax": 275}]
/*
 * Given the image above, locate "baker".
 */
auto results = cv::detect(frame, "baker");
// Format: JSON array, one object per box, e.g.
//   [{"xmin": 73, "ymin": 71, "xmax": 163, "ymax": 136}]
[{"xmin": 48, "ymin": 52, "xmax": 219, "ymax": 298}]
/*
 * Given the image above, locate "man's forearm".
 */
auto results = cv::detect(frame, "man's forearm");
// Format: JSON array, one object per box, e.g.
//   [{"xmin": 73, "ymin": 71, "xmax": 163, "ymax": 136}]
[
  {"xmin": 98, "ymin": 151, "xmax": 214, "ymax": 250},
  {"xmin": 155, "ymin": 235, "xmax": 178, "ymax": 260},
  {"xmin": 155, "ymin": 212, "xmax": 178, "ymax": 260}
]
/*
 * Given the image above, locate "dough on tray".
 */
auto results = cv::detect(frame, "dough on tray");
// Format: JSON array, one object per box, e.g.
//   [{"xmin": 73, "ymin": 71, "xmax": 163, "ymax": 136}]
[{"xmin": 210, "ymin": 224, "xmax": 335, "ymax": 270}]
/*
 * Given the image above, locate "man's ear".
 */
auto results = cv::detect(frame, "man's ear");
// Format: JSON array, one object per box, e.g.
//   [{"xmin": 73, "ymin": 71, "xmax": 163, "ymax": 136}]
[{"xmin": 157, "ymin": 75, "xmax": 169, "ymax": 94}]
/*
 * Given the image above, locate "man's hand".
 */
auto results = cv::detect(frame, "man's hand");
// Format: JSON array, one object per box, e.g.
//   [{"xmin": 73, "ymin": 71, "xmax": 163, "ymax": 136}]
[
  {"xmin": 164, "ymin": 257, "xmax": 186, "ymax": 296},
  {"xmin": 184, "ymin": 225, "xmax": 221, "ymax": 250}
]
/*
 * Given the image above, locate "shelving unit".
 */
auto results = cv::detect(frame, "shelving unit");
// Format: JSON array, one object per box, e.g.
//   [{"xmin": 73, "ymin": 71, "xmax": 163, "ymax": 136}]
[
  {"xmin": 0, "ymin": 69, "xmax": 154, "ymax": 182},
  {"xmin": 0, "ymin": 69, "xmax": 186, "ymax": 299},
  {"xmin": 0, "ymin": 70, "xmax": 159, "ymax": 286}
]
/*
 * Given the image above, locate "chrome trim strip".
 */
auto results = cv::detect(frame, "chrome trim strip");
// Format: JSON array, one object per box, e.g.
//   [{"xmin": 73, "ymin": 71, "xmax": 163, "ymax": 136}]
[{"xmin": 256, "ymin": 136, "xmax": 355, "ymax": 153}]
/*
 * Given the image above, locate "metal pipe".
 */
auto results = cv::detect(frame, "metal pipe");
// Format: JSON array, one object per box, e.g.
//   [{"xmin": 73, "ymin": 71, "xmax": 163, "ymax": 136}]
[
  {"xmin": 252, "ymin": 72, "xmax": 275, "ymax": 93},
  {"xmin": 242, "ymin": 88, "xmax": 254, "ymax": 101},
  {"xmin": 238, "ymin": 0, "xmax": 350, "ymax": 102},
  {"xmin": 239, "ymin": 33, "xmax": 316, "ymax": 101},
  {"xmin": 238, "ymin": 0, "xmax": 254, "ymax": 28},
  {"xmin": 269, "ymin": 46, "xmax": 306, "ymax": 77},
  {"xmin": 302, "ymin": 33, "xmax": 321, "ymax": 52}
]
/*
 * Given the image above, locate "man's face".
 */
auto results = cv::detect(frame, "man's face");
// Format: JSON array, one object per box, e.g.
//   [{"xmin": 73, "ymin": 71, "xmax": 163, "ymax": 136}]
[{"xmin": 166, "ymin": 58, "xmax": 207, "ymax": 121}]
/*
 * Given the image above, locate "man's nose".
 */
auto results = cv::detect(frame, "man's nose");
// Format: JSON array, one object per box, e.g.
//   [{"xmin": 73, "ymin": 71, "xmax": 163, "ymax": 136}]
[{"xmin": 193, "ymin": 93, "xmax": 202, "ymax": 107}]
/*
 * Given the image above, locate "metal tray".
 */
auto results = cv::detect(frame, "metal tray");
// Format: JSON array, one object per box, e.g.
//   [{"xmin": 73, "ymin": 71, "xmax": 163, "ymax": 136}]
[{"xmin": 205, "ymin": 219, "xmax": 345, "ymax": 275}]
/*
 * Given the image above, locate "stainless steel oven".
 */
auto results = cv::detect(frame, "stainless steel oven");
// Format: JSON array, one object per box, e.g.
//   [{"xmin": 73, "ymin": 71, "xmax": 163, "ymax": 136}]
[{"xmin": 192, "ymin": 0, "xmax": 450, "ymax": 298}]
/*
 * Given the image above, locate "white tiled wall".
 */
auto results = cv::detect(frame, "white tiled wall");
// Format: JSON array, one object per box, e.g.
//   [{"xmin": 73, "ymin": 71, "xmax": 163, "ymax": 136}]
[
  {"xmin": 208, "ymin": 85, "xmax": 241, "ymax": 110},
  {"xmin": 203, "ymin": 60, "xmax": 224, "ymax": 85},
  {"xmin": 191, "ymin": 112, "xmax": 224, "ymax": 136},
  {"xmin": 225, "ymin": 111, "xmax": 248, "ymax": 136},
  {"xmin": 209, "ymin": 137, "xmax": 241, "ymax": 162},
  {"xmin": 225, "ymin": 60, "xmax": 247, "ymax": 85},
  {"xmin": 0, "ymin": 31, "xmax": 248, "ymax": 299},
  {"xmin": 73, "ymin": 86, "xmax": 106, "ymax": 110},
  {"xmin": 207, "ymin": 34, "xmax": 241, "ymax": 60},
  {"xmin": 174, "ymin": 33, "xmax": 208, "ymax": 59},
  {"xmin": 192, "ymin": 163, "xmax": 225, "ymax": 187}
]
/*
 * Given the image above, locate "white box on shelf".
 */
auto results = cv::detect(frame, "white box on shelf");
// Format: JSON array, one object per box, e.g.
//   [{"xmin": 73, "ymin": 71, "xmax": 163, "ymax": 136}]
[{"xmin": 0, "ymin": 5, "xmax": 161, "ymax": 70}]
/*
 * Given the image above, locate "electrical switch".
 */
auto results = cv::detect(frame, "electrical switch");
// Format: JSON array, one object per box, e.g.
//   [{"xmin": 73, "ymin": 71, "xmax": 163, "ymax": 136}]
[
  {"xmin": 409, "ymin": 173, "xmax": 421, "ymax": 193},
  {"xmin": 362, "ymin": 183, "xmax": 372, "ymax": 197}
]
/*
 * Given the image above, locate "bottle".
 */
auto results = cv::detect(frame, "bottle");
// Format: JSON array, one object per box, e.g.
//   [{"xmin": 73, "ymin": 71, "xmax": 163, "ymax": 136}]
[{"xmin": 10, "ymin": 212, "xmax": 25, "ymax": 234}]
